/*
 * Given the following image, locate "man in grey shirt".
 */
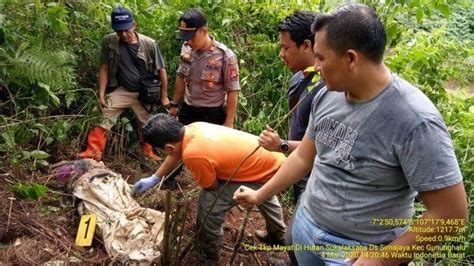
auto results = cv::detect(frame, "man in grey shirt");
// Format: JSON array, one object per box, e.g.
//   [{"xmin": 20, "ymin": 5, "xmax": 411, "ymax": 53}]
[{"xmin": 234, "ymin": 3, "xmax": 467, "ymax": 265}]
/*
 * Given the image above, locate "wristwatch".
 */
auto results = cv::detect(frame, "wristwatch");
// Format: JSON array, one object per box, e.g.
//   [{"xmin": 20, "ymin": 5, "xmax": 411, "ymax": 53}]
[
  {"xmin": 170, "ymin": 100, "xmax": 179, "ymax": 108},
  {"xmin": 279, "ymin": 140, "xmax": 290, "ymax": 152}
]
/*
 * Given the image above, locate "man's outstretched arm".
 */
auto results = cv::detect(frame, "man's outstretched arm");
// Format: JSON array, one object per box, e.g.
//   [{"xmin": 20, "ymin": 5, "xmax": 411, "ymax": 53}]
[{"xmin": 234, "ymin": 134, "xmax": 316, "ymax": 207}]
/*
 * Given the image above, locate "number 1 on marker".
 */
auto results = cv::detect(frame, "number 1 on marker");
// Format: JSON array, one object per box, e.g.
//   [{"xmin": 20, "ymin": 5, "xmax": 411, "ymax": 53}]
[{"xmin": 75, "ymin": 214, "xmax": 97, "ymax": 246}]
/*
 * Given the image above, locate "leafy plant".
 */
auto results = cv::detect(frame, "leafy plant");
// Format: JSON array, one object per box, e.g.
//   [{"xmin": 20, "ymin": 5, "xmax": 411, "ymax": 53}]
[
  {"xmin": 0, "ymin": 1, "xmax": 472, "ymax": 264},
  {"xmin": 9, "ymin": 182, "xmax": 49, "ymax": 200}
]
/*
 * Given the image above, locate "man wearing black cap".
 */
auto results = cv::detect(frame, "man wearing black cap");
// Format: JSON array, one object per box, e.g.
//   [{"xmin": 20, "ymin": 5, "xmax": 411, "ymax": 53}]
[
  {"xmin": 78, "ymin": 7, "xmax": 168, "ymax": 161},
  {"xmin": 169, "ymin": 8, "xmax": 240, "ymax": 128}
]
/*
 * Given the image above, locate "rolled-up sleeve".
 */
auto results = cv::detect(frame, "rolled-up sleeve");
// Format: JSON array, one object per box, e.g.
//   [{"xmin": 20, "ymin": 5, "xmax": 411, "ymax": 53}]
[{"xmin": 153, "ymin": 44, "xmax": 165, "ymax": 72}]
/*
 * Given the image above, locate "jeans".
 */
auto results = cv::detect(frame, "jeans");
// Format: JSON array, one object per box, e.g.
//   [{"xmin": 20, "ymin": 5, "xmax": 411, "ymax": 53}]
[
  {"xmin": 292, "ymin": 207, "xmax": 369, "ymax": 266},
  {"xmin": 292, "ymin": 173, "xmax": 309, "ymax": 206}
]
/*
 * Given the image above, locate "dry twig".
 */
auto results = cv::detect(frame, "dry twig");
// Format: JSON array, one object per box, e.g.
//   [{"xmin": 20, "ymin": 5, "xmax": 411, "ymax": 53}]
[
  {"xmin": 6, "ymin": 196, "xmax": 15, "ymax": 232},
  {"xmin": 174, "ymin": 200, "xmax": 189, "ymax": 266},
  {"xmin": 162, "ymin": 190, "xmax": 172, "ymax": 264},
  {"xmin": 253, "ymin": 252, "xmax": 262, "ymax": 266},
  {"xmin": 229, "ymin": 209, "xmax": 251, "ymax": 265}
]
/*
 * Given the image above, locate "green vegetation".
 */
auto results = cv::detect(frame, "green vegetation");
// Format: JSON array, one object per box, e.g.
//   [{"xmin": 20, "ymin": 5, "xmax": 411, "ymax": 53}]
[
  {"xmin": 9, "ymin": 182, "xmax": 49, "ymax": 200},
  {"xmin": 0, "ymin": 0, "xmax": 472, "ymax": 264}
]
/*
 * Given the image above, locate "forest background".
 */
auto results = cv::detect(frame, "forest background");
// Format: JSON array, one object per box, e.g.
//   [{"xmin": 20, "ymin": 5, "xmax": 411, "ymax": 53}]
[{"xmin": 0, "ymin": 0, "xmax": 473, "ymax": 264}]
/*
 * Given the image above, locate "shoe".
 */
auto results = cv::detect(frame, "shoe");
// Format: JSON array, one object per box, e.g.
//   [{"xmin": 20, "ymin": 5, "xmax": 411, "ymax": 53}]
[
  {"xmin": 197, "ymin": 257, "xmax": 219, "ymax": 266},
  {"xmin": 197, "ymin": 249, "xmax": 219, "ymax": 264},
  {"xmin": 77, "ymin": 127, "xmax": 106, "ymax": 161},
  {"xmin": 255, "ymin": 230, "xmax": 285, "ymax": 245}
]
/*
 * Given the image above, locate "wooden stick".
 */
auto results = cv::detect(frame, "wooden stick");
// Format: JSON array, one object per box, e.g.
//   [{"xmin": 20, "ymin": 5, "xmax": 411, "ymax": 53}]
[
  {"xmin": 229, "ymin": 209, "xmax": 251, "ymax": 265},
  {"xmin": 179, "ymin": 145, "xmax": 261, "ymax": 260},
  {"xmin": 180, "ymin": 84, "xmax": 317, "ymax": 261},
  {"xmin": 178, "ymin": 236, "xmax": 194, "ymax": 262},
  {"xmin": 51, "ymin": 160, "xmax": 72, "ymax": 169},
  {"xmin": 162, "ymin": 190, "xmax": 172, "ymax": 264},
  {"xmin": 167, "ymin": 201, "xmax": 183, "ymax": 264},
  {"xmin": 253, "ymin": 252, "xmax": 262, "ymax": 266},
  {"xmin": 173, "ymin": 200, "xmax": 189, "ymax": 266},
  {"xmin": 6, "ymin": 197, "xmax": 15, "ymax": 232},
  {"xmin": 156, "ymin": 161, "xmax": 184, "ymax": 191}
]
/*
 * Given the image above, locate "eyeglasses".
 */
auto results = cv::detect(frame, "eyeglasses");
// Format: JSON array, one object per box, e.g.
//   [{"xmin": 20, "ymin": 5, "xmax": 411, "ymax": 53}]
[{"xmin": 153, "ymin": 146, "xmax": 164, "ymax": 155}]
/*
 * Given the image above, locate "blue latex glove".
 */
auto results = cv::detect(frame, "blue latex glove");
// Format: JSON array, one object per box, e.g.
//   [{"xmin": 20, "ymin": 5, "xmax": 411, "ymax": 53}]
[{"xmin": 132, "ymin": 174, "xmax": 161, "ymax": 194}]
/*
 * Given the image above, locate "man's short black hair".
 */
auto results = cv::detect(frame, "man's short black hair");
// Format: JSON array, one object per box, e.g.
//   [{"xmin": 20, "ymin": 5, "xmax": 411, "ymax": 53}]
[
  {"xmin": 278, "ymin": 11, "xmax": 317, "ymax": 47},
  {"xmin": 143, "ymin": 114, "xmax": 185, "ymax": 149},
  {"xmin": 312, "ymin": 3, "xmax": 386, "ymax": 63}
]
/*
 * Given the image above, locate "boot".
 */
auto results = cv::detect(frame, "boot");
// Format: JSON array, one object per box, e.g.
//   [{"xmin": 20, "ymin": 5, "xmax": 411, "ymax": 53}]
[
  {"xmin": 143, "ymin": 143, "xmax": 162, "ymax": 161},
  {"xmin": 255, "ymin": 229, "xmax": 285, "ymax": 245},
  {"xmin": 78, "ymin": 127, "xmax": 106, "ymax": 161}
]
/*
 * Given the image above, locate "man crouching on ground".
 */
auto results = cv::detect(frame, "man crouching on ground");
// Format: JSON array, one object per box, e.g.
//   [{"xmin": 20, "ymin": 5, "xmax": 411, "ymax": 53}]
[{"xmin": 132, "ymin": 113, "xmax": 287, "ymax": 262}]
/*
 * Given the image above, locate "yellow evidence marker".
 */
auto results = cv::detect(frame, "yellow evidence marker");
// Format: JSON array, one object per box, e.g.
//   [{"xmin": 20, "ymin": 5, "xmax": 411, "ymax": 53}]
[{"xmin": 75, "ymin": 214, "xmax": 97, "ymax": 246}]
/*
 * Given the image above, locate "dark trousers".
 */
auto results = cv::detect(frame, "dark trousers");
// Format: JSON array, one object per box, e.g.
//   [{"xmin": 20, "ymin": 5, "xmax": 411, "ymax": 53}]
[
  {"xmin": 179, "ymin": 102, "xmax": 226, "ymax": 126},
  {"xmin": 197, "ymin": 181, "xmax": 286, "ymax": 260}
]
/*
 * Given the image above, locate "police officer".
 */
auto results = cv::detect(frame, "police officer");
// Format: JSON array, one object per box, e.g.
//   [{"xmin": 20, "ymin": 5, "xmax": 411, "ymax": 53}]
[{"xmin": 169, "ymin": 8, "xmax": 240, "ymax": 128}]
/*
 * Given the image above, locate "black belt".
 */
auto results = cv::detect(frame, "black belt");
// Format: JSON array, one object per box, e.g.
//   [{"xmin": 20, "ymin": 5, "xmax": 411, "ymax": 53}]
[{"xmin": 183, "ymin": 102, "xmax": 224, "ymax": 112}]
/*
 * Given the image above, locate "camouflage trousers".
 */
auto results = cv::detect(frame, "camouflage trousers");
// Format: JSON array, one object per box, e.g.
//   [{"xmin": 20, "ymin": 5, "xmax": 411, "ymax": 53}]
[{"xmin": 196, "ymin": 181, "xmax": 286, "ymax": 260}]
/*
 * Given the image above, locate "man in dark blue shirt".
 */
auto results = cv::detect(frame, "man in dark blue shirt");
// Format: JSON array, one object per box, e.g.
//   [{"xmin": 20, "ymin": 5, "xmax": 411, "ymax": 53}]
[
  {"xmin": 258, "ymin": 11, "xmax": 324, "ymax": 205},
  {"xmin": 257, "ymin": 11, "xmax": 324, "ymax": 265}
]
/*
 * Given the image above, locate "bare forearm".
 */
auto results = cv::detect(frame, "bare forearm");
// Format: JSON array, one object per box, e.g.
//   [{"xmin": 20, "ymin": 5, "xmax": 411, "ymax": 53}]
[
  {"xmin": 159, "ymin": 68, "xmax": 168, "ymax": 99},
  {"xmin": 172, "ymin": 75, "xmax": 185, "ymax": 103},
  {"xmin": 98, "ymin": 64, "xmax": 108, "ymax": 97},
  {"xmin": 155, "ymin": 155, "xmax": 181, "ymax": 178},
  {"xmin": 256, "ymin": 147, "xmax": 312, "ymax": 203},
  {"xmin": 225, "ymin": 90, "xmax": 238, "ymax": 125},
  {"xmin": 287, "ymin": 140, "xmax": 300, "ymax": 153}
]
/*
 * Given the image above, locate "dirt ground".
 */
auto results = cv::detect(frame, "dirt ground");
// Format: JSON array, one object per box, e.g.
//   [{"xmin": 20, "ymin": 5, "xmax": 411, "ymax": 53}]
[{"xmin": 0, "ymin": 146, "xmax": 292, "ymax": 265}]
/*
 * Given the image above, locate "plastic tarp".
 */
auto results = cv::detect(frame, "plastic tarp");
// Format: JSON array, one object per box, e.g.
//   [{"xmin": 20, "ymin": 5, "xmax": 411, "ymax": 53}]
[{"xmin": 69, "ymin": 159, "xmax": 164, "ymax": 262}]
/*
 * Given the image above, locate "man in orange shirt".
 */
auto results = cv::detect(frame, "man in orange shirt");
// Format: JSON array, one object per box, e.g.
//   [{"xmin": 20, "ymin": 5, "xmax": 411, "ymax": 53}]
[{"xmin": 132, "ymin": 114, "xmax": 286, "ymax": 261}]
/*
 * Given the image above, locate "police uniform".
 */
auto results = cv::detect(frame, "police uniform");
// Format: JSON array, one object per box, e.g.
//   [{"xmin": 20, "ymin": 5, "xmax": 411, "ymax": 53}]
[
  {"xmin": 176, "ymin": 39, "xmax": 240, "ymax": 125},
  {"xmin": 173, "ymin": 7, "xmax": 240, "ymax": 126}
]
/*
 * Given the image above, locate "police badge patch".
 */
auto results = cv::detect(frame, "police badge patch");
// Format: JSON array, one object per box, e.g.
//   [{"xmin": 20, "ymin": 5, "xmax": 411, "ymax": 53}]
[
  {"xmin": 230, "ymin": 66, "xmax": 238, "ymax": 80},
  {"xmin": 208, "ymin": 57, "xmax": 217, "ymax": 65}
]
